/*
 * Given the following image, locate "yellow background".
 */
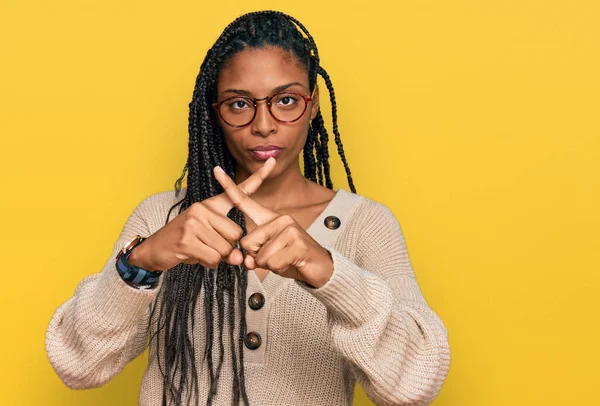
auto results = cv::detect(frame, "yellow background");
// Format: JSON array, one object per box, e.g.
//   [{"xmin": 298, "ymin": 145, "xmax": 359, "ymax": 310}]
[{"xmin": 1, "ymin": 1, "xmax": 598, "ymax": 405}]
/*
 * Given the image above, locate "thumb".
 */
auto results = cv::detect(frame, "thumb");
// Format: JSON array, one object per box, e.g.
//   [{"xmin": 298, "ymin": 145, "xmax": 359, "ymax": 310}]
[{"xmin": 225, "ymin": 248, "xmax": 244, "ymax": 266}]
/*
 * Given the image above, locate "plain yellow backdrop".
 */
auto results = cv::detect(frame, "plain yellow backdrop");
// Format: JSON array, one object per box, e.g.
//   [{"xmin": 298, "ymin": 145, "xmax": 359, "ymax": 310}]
[{"xmin": 1, "ymin": 1, "xmax": 598, "ymax": 405}]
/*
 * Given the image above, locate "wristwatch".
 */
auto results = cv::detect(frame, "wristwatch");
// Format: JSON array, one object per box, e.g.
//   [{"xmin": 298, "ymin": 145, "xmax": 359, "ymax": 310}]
[
  {"xmin": 115, "ymin": 234, "xmax": 161, "ymax": 289},
  {"xmin": 117, "ymin": 234, "xmax": 145, "ymax": 262}
]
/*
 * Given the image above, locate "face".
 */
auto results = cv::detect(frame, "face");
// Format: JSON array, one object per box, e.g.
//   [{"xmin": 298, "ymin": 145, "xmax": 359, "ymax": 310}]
[{"xmin": 215, "ymin": 46, "xmax": 319, "ymax": 180}]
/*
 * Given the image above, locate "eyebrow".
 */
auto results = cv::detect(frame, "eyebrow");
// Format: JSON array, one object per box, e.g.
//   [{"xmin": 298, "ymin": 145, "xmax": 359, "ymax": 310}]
[{"xmin": 221, "ymin": 82, "xmax": 305, "ymax": 97}]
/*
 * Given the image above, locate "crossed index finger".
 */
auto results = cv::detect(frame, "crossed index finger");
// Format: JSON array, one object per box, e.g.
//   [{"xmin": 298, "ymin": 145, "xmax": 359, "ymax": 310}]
[
  {"xmin": 202, "ymin": 157, "xmax": 275, "ymax": 217},
  {"xmin": 213, "ymin": 160, "xmax": 279, "ymax": 226}
]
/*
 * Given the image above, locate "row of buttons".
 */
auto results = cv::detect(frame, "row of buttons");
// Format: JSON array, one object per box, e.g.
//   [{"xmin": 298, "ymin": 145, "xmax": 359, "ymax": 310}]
[
  {"xmin": 244, "ymin": 216, "xmax": 341, "ymax": 350},
  {"xmin": 245, "ymin": 292, "xmax": 265, "ymax": 350}
]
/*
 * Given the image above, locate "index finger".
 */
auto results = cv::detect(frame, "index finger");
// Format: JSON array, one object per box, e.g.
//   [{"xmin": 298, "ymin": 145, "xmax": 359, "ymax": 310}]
[
  {"xmin": 213, "ymin": 163, "xmax": 278, "ymax": 226},
  {"xmin": 203, "ymin": 157, "xmax": 276, "ymax": 216},
  {"xmin": 238, "ymin": 156, "xmax": 276, "ymax": 197}
]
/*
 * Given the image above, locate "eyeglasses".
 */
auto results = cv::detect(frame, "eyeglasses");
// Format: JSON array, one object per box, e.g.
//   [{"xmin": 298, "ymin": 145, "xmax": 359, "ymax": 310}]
[{"xmin": 212, "ymin": 91, "xmax": 313, "ymax": 128}]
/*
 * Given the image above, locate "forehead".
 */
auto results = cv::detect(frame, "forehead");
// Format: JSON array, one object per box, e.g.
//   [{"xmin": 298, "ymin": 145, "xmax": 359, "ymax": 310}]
[{"xmin": 217, "ymin": 46, "xmax": 309, "ymax": 94}]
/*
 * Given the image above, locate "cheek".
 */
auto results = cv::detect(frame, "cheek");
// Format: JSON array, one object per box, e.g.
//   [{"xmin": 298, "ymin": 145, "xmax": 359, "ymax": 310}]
[
  {"xmin": 297, "ymin": 126, "xmax": 310, "ymax": 148},
  {"xmin": 222, "ymin": 130, "xmax": 242, "ymax": 152},
  {"xmin": 221, "ymin": 133, "xmax": 247, "ymax": 164},
  {"xmin": 296, "ymin": 117, "xmax": 311, "ymax": 145}
]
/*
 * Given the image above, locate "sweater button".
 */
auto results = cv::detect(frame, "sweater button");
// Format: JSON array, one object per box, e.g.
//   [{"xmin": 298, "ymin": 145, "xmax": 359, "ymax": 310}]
[
  {"xmin": 244, "ymin": 332, "xmax": 261, "ymax": 350},
  {"xmin": 248, "ymin": 293, "xmax": 265, "ymax": 310},
  {"xmin": 324, "ymin": 215, "xmax": 341, "ymax": 230}
]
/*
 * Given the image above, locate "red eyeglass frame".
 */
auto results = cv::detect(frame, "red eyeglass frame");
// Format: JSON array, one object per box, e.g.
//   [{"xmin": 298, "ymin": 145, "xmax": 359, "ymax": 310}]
[{"xmin": 211, "ymin": 91, "xmax": 313, "ymax": 128}]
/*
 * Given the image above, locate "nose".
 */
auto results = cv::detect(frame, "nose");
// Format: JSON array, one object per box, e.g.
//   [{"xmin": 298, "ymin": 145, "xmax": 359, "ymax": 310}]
[{"xmin": 250, "ymin": 98, "xmax": 276, "ymax": 137}]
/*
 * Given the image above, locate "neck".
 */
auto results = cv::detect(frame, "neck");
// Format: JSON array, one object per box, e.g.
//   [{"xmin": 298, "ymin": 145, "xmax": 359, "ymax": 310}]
[{"xmin": 234, "ymin": 156, "xmax": 311, "ymax": 213}]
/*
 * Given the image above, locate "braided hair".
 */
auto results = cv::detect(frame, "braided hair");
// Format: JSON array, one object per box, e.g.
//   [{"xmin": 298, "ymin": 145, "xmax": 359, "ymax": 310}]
[{"xmin": 148, "ymin": 10, "xmax": 356, "ymax": 405}]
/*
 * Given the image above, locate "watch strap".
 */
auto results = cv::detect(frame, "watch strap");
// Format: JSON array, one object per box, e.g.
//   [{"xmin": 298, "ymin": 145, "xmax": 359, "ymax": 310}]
[
  {"xmin": 115, "ymin": 236, "xmax": 161, "ymax": 289},
  {"xmin": 116, "ymin": 253, "xmax": 162, "ymax": 286}
]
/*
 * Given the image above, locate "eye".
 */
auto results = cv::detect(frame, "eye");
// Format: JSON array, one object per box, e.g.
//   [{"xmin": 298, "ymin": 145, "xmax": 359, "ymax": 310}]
[
  {"xmin": 226, "ymin": 98, "xmax": 252, "ymax": 110},
  {"xmin": 274, "ymin": 93, "xmax": 299, "ymax": 107}
]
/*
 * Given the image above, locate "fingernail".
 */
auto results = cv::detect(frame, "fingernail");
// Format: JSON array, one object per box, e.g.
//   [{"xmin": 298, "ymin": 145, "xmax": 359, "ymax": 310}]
[
  {"xmin": 265, "ymin": 157, "xmax": 275, "ymax": 165},
  {"xmin": 216, "ymin": 165, "xmax": 225, "ymax": 174}
]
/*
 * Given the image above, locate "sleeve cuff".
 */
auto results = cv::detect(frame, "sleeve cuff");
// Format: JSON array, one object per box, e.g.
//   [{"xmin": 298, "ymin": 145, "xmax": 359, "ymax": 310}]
[{"xmin": 89, "ymin": 257, "xmax": 163, "ymax": 328}]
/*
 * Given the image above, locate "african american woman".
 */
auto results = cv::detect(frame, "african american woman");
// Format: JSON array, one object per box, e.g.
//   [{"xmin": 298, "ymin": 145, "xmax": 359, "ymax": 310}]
[{"xmin": 46, "ymin": 10, "xmax": 451, "ymax": 406}]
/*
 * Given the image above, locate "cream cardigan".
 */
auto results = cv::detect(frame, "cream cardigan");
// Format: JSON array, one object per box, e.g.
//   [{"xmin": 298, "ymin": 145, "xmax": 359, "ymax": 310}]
[{"xmin": 46, "ymin": 187, "xmax": 451, "ymax": 405}]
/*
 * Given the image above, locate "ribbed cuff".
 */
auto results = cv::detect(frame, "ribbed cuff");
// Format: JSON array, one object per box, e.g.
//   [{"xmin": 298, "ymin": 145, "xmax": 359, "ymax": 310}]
[
  {"xmin": 89, "ymin": 259, "xmax": 163, "ymax": 328},
  {"xmin": 296, "ymin": 247, "xmax": 391, "ymax": 327}
]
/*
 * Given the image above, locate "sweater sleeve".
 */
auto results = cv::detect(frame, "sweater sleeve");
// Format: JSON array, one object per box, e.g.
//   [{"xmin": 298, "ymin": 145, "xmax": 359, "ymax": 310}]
[
  {"xmin": 296, "ymin": 201, "xmax": 451, "ymax": 405},
  {"xmin": 45, "ymin": 194, "xmax": 165, "ymax": 389}
]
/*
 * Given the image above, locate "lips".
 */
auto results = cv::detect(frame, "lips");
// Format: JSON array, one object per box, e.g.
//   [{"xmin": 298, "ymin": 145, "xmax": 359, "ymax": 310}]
[
  {"xmin": 249, "ymin": 146, "xmax": 282, "ymax": 161},
  {"xmin": 250, "ymin": 145, "xmax": 282, "ymax": 151}
]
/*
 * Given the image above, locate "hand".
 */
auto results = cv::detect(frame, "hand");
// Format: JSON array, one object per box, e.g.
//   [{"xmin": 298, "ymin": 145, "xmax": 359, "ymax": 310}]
[
  {"xmin": 128, "ymin": 158, "xmax": 276, "ymax": 272},
  {"xmin": 213, "ymin": 161, "xmax": 334, "ymax": 288}
]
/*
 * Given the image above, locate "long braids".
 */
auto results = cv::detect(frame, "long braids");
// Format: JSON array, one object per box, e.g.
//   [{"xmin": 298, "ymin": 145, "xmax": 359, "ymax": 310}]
[{"xmin": 148, "ymin": 10, "xmax": 357, "ymax": 406}]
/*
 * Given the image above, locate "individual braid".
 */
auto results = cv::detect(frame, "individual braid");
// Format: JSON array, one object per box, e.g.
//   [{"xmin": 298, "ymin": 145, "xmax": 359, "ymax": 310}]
[
  {"xmin": 225, "ymin": 266, "xmax": 240, "ymax": 405},
  {"xmin": 316, "ymin": 66, "xmax": 356, "ymax": 192},
  {"xmin": 147, "ymin": 10, "xmax": 357, "ymax": 406},
  {"xmin": 314, "ymin": 112, "xmax": 333, "ymax": 189},
  {"xmin": 303, "ymin": 124, "xmax": 317, "ymax": 183}
]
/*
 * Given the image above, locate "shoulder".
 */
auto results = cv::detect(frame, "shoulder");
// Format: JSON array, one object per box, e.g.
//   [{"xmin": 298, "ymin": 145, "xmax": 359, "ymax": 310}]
[
  {"xmin": 337, "ymin": 188, "xmax": 398, "ymax": 226},
  {"xmin": 331, "ymin": 189, "xmax": 411, "ymax": 272},
  {"xmin": 339, "ymin": 189, "xmax": 407, "ymax": 245},
  {"xmin": 131, "ymin": 188, "xmax": 187, "ymax": 231},
  {"xmin": 136, "ymin": 189, "xmax": 185, "ymax": 211},
  {"xmin": 142, "ymin": 188, "xmax": 185, "ymax": 205},
  {"xmin": 339, "ymin": 191, "xmax": 412, "ymax": 267}
]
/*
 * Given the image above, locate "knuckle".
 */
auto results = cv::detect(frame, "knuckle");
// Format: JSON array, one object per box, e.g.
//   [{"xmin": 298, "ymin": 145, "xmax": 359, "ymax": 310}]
[
  {"xmin": 182, "ymin": 218, "xmax": 195, "ymax": 233},
  {"xmin": 281, "ymin": 214, "xmax": 295, "ymax": 224},
  {"xmin": 188, "ymin": 202, "xmax": 205, "ymax": 217},
  {"xmin": 181, "ymin": 221, "xmax": 199, "ymax": 241},
  {"xmin": 209, "ymin": 252, "xmax": 222, "ymax": 267},
  {"xmin": 233, "ymin": 227, "xmax": 244, "ymax": 240},
  {"xmin": 222, "ymin": 243, "xmax": 234, "ymax": 256},
  {"xmin": 240, "ymin": 237, "xmax": 250, "ymax": 252},
  {"xmin": 255, "ymin": 256, "xmax": 265, "ymax": 268},
  {"xmin": 284, "ymin": 224, "xmax": 299, "ymax": 237},
  {"xmin": 176, "ymin": 239, "xmax": 195, "ymax": 259},
  {"xmin": 174, "ymin": 236, "xmax": 188, "ymax": 251}
]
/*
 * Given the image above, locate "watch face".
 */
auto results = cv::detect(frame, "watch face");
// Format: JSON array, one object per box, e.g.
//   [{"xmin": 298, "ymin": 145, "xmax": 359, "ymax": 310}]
[{"xmin": 118, "ymin": 235, "xmax": 141, "ymax": 259}]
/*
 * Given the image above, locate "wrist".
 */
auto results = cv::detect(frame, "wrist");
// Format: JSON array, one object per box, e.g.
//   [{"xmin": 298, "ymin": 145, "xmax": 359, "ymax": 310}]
[
  {"xmin": 127, "ymin": 239, "xmax": 159, "ymax": 272},
  {"xmin": 115, "ymin": 235, "xmax": 162, "ymax": 290},
  {"xmin": 303, "ymin": 248, "xmax": 334, "ymax": 289}
]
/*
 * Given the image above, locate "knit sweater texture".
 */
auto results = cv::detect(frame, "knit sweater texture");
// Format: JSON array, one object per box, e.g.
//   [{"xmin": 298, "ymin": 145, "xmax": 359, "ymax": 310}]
[{"xmin": 45, "ymin": 187, "xmax": 451, "ymax": 405}]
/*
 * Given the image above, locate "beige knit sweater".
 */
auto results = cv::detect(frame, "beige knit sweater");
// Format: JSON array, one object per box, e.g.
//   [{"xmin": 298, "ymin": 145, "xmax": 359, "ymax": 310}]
[{"xmin": 45, "ymin": 187, "xmax": 451, "ymax": 405}]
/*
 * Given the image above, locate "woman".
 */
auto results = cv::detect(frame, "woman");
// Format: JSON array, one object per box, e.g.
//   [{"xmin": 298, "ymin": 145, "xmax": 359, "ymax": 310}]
[{"xmin": 46, "ymin": 10, "xmax": 451, "ymax": 406}]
